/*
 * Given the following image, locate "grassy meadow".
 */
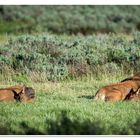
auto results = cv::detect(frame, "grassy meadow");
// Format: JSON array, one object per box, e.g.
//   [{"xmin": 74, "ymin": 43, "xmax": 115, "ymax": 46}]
[
  {"xmin": 0, "ymin": 32, "xmax": 140, "ymax": 135},
  {"xmin": 0, "ymin": 73, "xmax": 140, "ymax": 135},
  {"xmin": 0, "ymin": 5, "xmax": 140, "ymax": 135}
]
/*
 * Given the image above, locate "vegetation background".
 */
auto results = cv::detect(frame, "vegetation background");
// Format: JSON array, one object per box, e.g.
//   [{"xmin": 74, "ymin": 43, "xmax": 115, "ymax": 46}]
[{"xmin": 0, "ymin": 5, "xmax": 140, "ymax": 135}]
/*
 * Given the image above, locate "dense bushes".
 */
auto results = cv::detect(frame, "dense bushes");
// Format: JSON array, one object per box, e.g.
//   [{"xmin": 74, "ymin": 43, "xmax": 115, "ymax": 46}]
[
  {"xmin": 0, "ymin": 6, "xmax": 140, "ymax": 34},
  {"xmin": 1, "ymin": 32, "xmax": 140, "ymax": 81}
]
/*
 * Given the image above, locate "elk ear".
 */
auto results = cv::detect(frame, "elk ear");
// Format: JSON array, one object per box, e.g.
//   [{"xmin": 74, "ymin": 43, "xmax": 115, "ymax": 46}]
[
  {"xmin": 12, "ymin": 90, "xmax": 21, "ymax": 101},
  {"xmin": 127, "ymin": 88, "xmax": 134, "ymax": 95},
  {"xmin": 124, "ymin": 88, "xmax": 134, "ymax": 100},
  {"xmin": 136, "ymin": 88, "xmax": 140, "ymax": 95},
  {"xmin": 22, "ymin": 86, "xmax": 26, "ymax": 94}
]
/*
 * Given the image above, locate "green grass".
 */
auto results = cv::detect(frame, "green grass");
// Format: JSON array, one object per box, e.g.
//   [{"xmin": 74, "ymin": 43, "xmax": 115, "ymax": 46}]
[
  {"xmin": 0, "ymin": 30, "xmax": 140, "ymax": 135},
  {"xmin": 0, "ymin": 5, "xmax": 140, "ymax": 135},
  {"xmin": 0, "ymin": 73, "xmax": 140, "ymax": 135}
]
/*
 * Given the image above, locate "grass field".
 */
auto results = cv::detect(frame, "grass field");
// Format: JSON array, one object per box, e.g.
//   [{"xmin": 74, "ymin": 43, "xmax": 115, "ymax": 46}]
[
  {"xmin": 0, "ymin": 73, "xmax": 140, "ymax": 135},
  {"xmin": 0, "ymin": 5, "xmax": 140, "ymax": 135},
  {"xmin": 0, "ymin": 32, "xmax": 140, "ymax": 135}
]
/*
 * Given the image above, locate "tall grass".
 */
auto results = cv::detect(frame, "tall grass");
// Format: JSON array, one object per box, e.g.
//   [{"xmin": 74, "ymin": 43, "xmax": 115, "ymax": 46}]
[{"xmin": 0, "ymin": 74, "xmax": 140, "ymax": 135}]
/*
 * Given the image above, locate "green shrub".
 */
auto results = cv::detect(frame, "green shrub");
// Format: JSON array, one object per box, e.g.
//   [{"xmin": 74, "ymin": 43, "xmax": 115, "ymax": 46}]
[
  {"xmin": 1, "ymin": 32, "xmax": 140, "ymax": 81},
  {"xmin": 0, "ymin": 6, "xmax": 140, "ymax": 34}
]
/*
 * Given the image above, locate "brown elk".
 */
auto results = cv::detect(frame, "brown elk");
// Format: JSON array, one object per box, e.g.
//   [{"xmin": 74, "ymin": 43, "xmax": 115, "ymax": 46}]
[
  {"xmin": 94, "ymin": 73, "xmax": 140, "ymax": 101},
  {"xmin": 0, "ymin": 85, "xmax": 35, "ymax": 103}
]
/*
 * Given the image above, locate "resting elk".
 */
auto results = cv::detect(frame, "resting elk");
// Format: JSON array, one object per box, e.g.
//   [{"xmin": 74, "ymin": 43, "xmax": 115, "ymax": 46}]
[
  {"xmin": 94, "ymin": 73, "xmax": 140, "ymax": 101},
  {"xmin": 0, "ymin": 85, "xmax": 35, "ymax": 103}
]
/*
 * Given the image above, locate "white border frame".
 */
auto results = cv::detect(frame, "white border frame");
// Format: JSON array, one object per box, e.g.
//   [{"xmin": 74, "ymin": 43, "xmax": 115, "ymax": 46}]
[{"xmin": 0, "ymin": 0, "xmax": 140, "ymax": 5}]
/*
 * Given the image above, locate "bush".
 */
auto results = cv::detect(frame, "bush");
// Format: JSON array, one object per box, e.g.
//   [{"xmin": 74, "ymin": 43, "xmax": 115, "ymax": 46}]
[
  {"xmin": 0, "ymin": 6, "xmax": 140, "ymax": 34},
  {"xmin": 1, "ymin": 33, "xmax": 140, "ymax": 81}
]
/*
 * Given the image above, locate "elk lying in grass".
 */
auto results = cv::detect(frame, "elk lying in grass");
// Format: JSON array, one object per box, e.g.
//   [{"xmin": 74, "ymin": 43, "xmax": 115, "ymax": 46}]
[
  {"xmin": 94, "ymin": 73, "xmax": 140, "ymax": 101},
  {"xmin": 0, "ymin": 85, "xmax": 35, "ymax": 103}
]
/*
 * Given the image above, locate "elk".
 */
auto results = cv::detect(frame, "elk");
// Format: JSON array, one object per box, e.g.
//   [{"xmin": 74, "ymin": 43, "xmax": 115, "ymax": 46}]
[{"xmin": 94, "ymin": 73, "xmax": 140, "ymax": 101}]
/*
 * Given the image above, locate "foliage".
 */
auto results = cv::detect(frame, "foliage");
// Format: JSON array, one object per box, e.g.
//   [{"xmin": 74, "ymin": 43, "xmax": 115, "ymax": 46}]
[
  {"xmin": 0, "ymin": 6, "xmax": 140, "ymax": 34},
  {"xmin": 1, "ymin": 33, "xmax": 140, "ymax": 81},
  {"xmin": 1, "ymin": 5, "xmax": 140, "ymax": 135}
]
